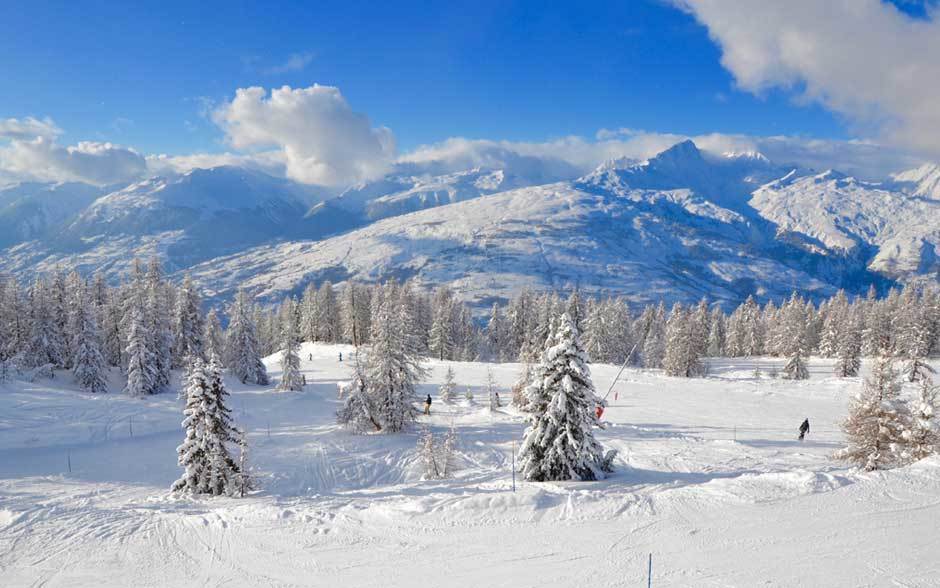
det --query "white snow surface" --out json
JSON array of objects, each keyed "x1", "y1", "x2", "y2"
[{"x1": 1, "y1": 343, "x2": 938, "y2": 587}]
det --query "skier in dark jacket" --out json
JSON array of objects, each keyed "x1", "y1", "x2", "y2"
[
  {"x1": 798, "y1": 418, "x2": 810, "y2": 441},
  {"x1": 424, "y1": 394, "x2": 432, "y2": 415}
]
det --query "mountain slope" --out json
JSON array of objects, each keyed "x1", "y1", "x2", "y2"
[
  {"x1": 750, "y1": 170, "x2": 940, "y2": 277},
  {"x1": 0, "y1": 182, "x2": 106, "y2": 248},
  {"x1": 184, "y1": 179, "x2": 845, "y2": 309}
]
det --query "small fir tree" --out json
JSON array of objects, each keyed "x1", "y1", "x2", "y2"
[
  {"x1": 783, "y1": 347, "x2": 809, "y2": 380},
  {"x1": 439, "y1": 366, "x2": 456, "y2": 403}
]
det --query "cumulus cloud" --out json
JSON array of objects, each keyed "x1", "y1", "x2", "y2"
[
  {"x1": 0, "y1": 122, "x2": 148, "y2": 186},
  {"x1": 0, "y1": 116, "x2": 62, "y2": 140},
  {"x1": 675, "y1": 0, "x2": 940, "y2": 158},
  {"x1": 212, "y1": 85, "x2": 396, "y2": 186}
]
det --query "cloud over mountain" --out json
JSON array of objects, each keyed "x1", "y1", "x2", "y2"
[
  {"x1": 212, "y1": 85, "x2": 396, "y2": 187},
  {"x1": 677, "y1": 0, "x2": 940, "y2": 159}
]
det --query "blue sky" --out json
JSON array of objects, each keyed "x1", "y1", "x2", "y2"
[
  {"x1": 1, "y1": 0, "x2": 938, "y2": 186},
  {"x1": 1, "y1": 0, "x2": 847, "y2": 154}
]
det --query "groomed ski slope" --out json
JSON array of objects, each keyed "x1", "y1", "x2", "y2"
[{"x1": 1, "y1": 343, "x2": 938, "y2": 587}]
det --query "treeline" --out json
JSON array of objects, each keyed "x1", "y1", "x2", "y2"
[
  {"x1": 2, "y1": 260, "x2": 939, "y2": 395},
  {"x1": 0, "y1": 259, "x2": 266, "y2": 393}
]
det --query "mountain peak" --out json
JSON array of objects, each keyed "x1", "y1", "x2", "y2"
[
  {"x1": 648, "y1": 140, "x2": 703, "y2": 165},
  {"x1": 723, "y1": 150, "x2": 771, "y2": 164}
]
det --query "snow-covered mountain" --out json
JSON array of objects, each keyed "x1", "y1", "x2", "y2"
[
  {"x1": 1, "y1": 167, "x2": 352, "y2": 275},
  {"x1": 1, "y1": 141, "x2": 938, "y2": 309},
  {"x1": 750, "y1": 170, "x2": 940, "y2": 277},
  {"x1": 0, "y1": 182, "x2": 107, "y2": 249},
  {"x1": 331, "y1": 167, "x2": 548, "y2": 222},
  {"x1": 892, "y1": 163, "x2": 940, "y2": 200}
]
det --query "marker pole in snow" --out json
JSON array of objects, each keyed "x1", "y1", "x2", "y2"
[
  {"x1": 67, "y1": 450, "x2": 71, "y2": 474},
  {"x1": 647, "y1": 553, "x2": 652, "y2": 588},
  {"x1": 511, "y1": 440, "x2": 516, "y2": 492},
  {"x1": 129, "y1": 415, "x2": 133, "y2": 438}
]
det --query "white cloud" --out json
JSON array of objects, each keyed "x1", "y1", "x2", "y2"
[
  {"x1": 397, "y1": 130, "x2": 922, "y2": 181},
  {"x1": 146, "y1": 150, "x2": 286, "y2": 177},
  {"x1": 0, "y1": 125, "x2": 147, "y2": 186},
  {"x1": 264, "y1": 52, "x2": 316, "y2": 75},
  {"x1": 212, "y1": 85, "x2": 396, "y2": 186},
  {"x1": 0, "y1": 116, "x2": 62, "y2": 140},
  {"x1": 675, "y1": 0, "x2": 940, "y2": 159}
]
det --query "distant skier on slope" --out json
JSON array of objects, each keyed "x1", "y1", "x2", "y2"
[
  {"x1": 424, "y1": 394, "x2": 432, "y2": 415},
  {"x1": 798, "y1": 418, "x2": 810, "y2": 441}
]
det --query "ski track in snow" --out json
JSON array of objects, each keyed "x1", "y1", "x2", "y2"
[{"x1": 1, "y1": 344, "x2": 938, "y2": 587}]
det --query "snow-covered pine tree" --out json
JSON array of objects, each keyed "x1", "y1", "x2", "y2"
[
  {"x1": 507, "y1": 288, "x2": 534, "y2": 361},
  {"x1": 226, "y1": 290, "x2": 269, "y2": 385},
  {"x1": 71, "y1": 287, "x2": 109, "y2": 394},
  {"x1": 277, "y1": 298, "x2": 304, "y2": 392},
  {"x1": 896, "y1": 288, "x2": 935, "y2": 383},
  {"x1": 485, "y1": 302, "x2": 506, "y2": 361},
  {"x1": 566, "y1": 289, "x2": 586, "y2": 333},
  {"x1": 641, "y1": 302, "x2": 666, "y2": 369},
  {"x1": 837, "y1": 355, "x2": 909, "y2": 471},
  {"x1": 146, "y1": 258, "x2": 173, "y2": 393},
  {"x1": 23, "y1": 278, "x2": 64, "y2": 368},
  {"x1": 300, "y1": 282, "x2": 320, "y2": 342},
  {"x1": 662, "y1": 304, "x2": 705, "y2": 378},
  {"x1": 123, "y1": 306, "x2": 158, "y2": 396},
  {"x1": 203, "y1": 356, "x2": 240, "y2": 495},
  {"x1": 706, "y1": 307, "x2": 725, "y2": 357},
  {"x1": 172, "y1": 274, "x2": 204, "y2": 368},
  {"x1": 819, "y1": 290, "x2": 849, "y2": 358},
  {"x1": 203, "y1": 309, "x2": 225, "y2": 366},
  {"x1": 690, "y1": 298, "x2": 710, "y2": 358},
  {"x1": 172, "y1": 358, "x2": 211, "y2": 494},
  {"x1": 316, "y1": 281, "x2": 340, "y2": 342},
  {"x1": 519, "y1": 313, "x2": 613, "y2": 481},
  {"x1": 366, "y1": 284, "x2": 427, "y2": 432},
  {"x1": 337, "y1": 355, "x2": 380, "y2": 432},
  {"x1": 100, "y1": 287, "x2": 124, "y2": 368},
  {"x1": 341, "y1": 282, "x2": 370, "y2": 348},
  {"x1": 834, "y1": 308, "x2": 862, "y2": 378},
  {"x1": 47, "y1": 270, "x2": 70, "y2": 368},
  {"x1": 439, "y1": 366, "x2": 456, "y2": 403},
  {"x1": 464, "y1": 385, "x2": 474, "y2": 402},
  {"x1": 903, "y1": 376, "x2": 939, "y2": 463},
  {"x1": 429, "y1": 286, "x2": 455, "y2": 361}
]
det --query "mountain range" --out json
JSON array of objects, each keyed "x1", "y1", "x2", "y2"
[{"x1": 2, "y1": 140, "x2": 938, "y2": 310}]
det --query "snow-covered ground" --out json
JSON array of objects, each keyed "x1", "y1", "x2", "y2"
[{"x1": 1, "y1": 344, "x2": 938, "y2": 587}]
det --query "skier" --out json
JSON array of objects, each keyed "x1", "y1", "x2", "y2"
[
  {"x1": 798, "y1": 418, "x2": 810, "y2": 441},
  {"x1": 424, "y1": 394, "x2": 432, "y2": 415},
  {"x1": 308, "y1": 353, "x2": 312, "y2": 361},
  {"x1": 495, "y1": 391, "x2": 501, "y2": 407},
  {"x1": 339, "y1": 352, "x2": 343, "y2": 362}
]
